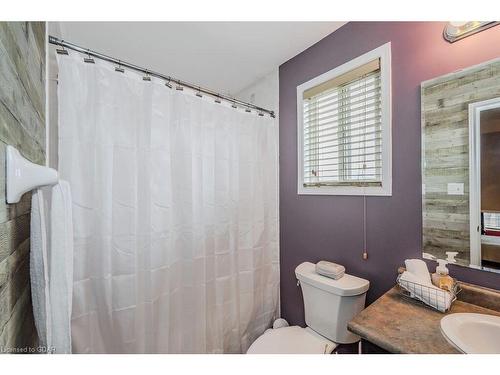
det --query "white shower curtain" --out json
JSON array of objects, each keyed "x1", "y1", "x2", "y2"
[{"x1": 57, "y1": 54, "x2": 279, "y2": 353}]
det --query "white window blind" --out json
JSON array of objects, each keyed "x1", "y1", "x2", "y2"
[
  {"x1": 302, "y1": 59, "x2": 383, "y2": 188},
  {"x1": 484, "y1": 212, "x2": 500, "y2": 231}
]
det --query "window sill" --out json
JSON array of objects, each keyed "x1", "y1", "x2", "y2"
[{"x1": 298, "y1": 184, "x2": 392, "y2": 196}]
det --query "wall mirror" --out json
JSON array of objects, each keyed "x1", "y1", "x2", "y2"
[{"x1": 421, "y1": 59, "x2": 500, "y2": 273}]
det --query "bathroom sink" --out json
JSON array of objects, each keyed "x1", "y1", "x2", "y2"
[{"x1": 440, "y1": 313, "x2": 500, "y2": 353}]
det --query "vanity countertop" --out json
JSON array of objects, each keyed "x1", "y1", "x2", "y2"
[{"x1": 348, "y1": 284, "x2": 500, "y2": 354}]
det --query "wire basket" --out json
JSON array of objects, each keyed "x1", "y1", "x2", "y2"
[{"x1": 396, "y1": 274, "x2": 461, "y2": 313}]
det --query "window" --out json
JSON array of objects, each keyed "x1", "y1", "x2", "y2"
[
  {"x1": 484, "y1": 212, "x2": 500, "y2": 233},
  {"x1": 297, "y1": 43, "x2": 392, "y2": 196}
]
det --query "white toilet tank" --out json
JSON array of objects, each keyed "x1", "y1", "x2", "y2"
[{"x1": 295, "y1": 262, "x2": 370, "y2": 344}]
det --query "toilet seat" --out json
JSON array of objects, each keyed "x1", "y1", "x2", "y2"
[{"x1": 246, "y1": 326, "x2": 337, "y2": 354}]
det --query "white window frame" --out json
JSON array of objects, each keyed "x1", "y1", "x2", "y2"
[{"x1": 296, "y1": 42, "x2": 392, "y2": 196}]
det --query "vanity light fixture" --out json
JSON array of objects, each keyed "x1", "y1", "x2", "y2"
[{"x1": 443, "y1": 21, "x2": 499, "y2": 43}]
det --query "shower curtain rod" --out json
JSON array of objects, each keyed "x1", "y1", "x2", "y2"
[{"x1": 49, "y1": 35, "x2": 275, "y2": 118}]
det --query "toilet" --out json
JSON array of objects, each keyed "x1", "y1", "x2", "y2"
[{"x1": 247, "y1": 262, "x2": 370, "y2": 354}]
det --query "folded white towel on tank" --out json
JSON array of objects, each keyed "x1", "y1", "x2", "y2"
[{"x1": 315, "y1": 260, "x2": 345, "y2": 280}]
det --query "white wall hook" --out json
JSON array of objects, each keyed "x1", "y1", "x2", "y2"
[{"x1": 5, "y1": 145, "x2": 58, "y2": 204}]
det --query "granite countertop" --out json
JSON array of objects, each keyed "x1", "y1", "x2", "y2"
[{"x1": 348, "y1": 284, "x2": 500, "y2": 354}]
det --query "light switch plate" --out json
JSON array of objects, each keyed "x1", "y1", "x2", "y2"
[{"x1": 447, "y1": 182, "x2": 464, "y2": 195}]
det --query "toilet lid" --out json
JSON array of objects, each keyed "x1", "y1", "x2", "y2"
[{"x1": 246, "y1": 326, "x2": 337, "y2": 354}]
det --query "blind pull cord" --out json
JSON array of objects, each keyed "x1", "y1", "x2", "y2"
[{"x1": 362, "y1": 195, "x2": 368, "y2": 260}]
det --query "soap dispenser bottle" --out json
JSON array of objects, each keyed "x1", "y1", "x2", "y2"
[{"x1": 431, "y1": 259, "x2": 454, "y2": 292}]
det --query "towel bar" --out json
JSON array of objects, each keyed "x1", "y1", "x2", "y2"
[{"x1": 5, "y1": 145, "x2": 59, "y2": 204}]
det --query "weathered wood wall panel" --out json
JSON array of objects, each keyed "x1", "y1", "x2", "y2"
[
  {"x1": 0, "y1": 21, "x2": 45, "y2": 353},
  {"x1": 422, "y1": 60, "x2": 500, "y2": 266}
]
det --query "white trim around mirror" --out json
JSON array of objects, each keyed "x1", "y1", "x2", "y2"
[{"x1": 468, "y1": 97, "x2": 500, "y2": 268}]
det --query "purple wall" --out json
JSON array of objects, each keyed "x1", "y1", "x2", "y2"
[{"x1": 279, "y1": 22, "x2": 500, "y2": 327}]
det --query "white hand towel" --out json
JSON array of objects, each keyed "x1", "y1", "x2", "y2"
[
  {"x1": 29, "y1": 181, "x2": 74, "y2": 354},
  {"x1": 48, "y1": 181, "x2": 74, "y2": 354},
  {"x1": 399, "y1": 271, "x2": 452, "y2": 312},
  {"x1": 404, "y1": 259, "x2": 432, "y2": 286},
  {"x1": 30, "y1": 188, "x2": 52, "y2": 348}
]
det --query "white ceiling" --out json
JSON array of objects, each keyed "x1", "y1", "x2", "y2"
[{"x1": 51, "y1": 22, "x2": 345, "y2": 95}]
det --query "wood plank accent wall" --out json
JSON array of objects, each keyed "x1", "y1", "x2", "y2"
[
  {"x1": 0, "y1": 21, "x2": 45, "y2": 353},
  {"x1": 422, "y1": 60, "x2": 500, "y2": 266}
]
